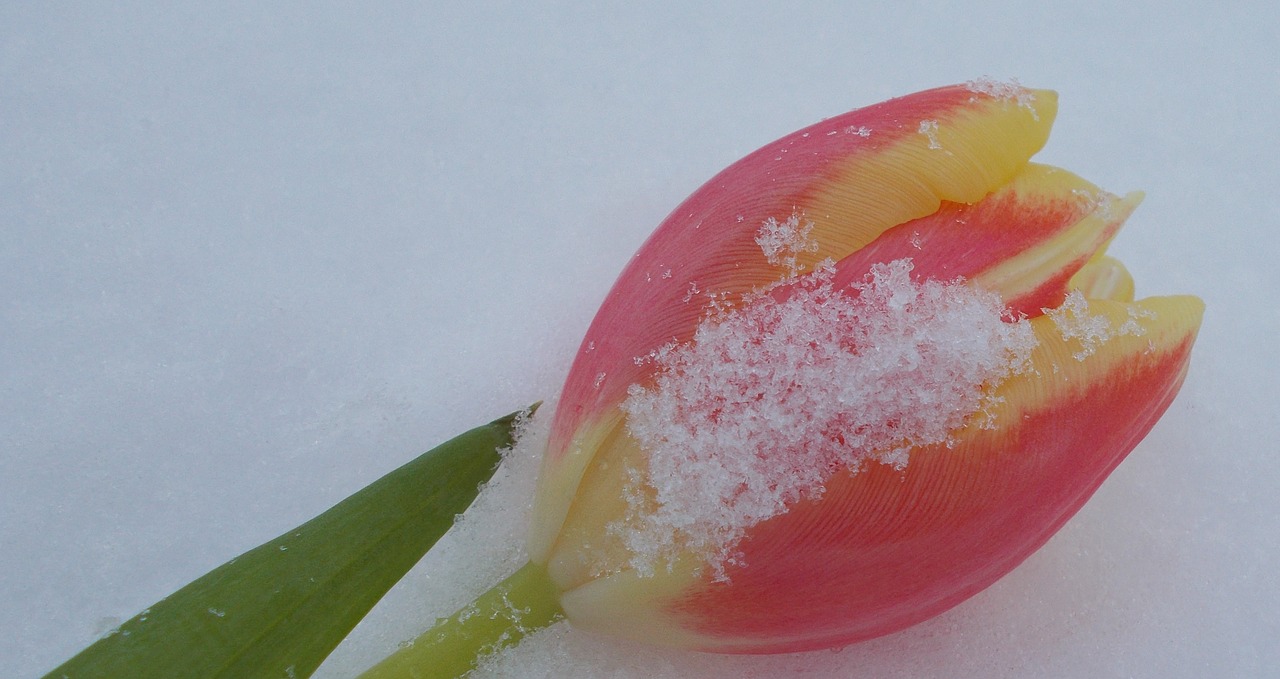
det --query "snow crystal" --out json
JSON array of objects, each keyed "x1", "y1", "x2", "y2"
[
  {"x1": 1045, "y1": 290, "x2": 1150, "y2": 361},
  {"x1": 618, "y1": 259, "x2": 1037, "y2": 578},
  {"x1": 965, "y1": 77, "x2": 1039, "y2": 119},
  {"x1": 755, "y1": 211, "x2": 820, "y2": 277},
  {"x1": 919, "y1": 120, "x2": 942, "y2": 150}
]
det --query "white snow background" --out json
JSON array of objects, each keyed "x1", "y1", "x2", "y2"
[{"x1": 3, "y1": 3, "x2": 1276, "y2": 677}]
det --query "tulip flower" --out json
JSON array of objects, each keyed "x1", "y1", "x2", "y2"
[{"x1": 363, "y1": 81, "x2": 1202, "y2": 677}]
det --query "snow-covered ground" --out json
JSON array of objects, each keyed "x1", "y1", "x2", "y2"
[{"x1": 3, "y1": 3, "x2": 1275, "y2": 677}]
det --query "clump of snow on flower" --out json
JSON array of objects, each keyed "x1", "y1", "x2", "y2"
[
  {"x1": 618, "y1": 259, "x2": 1037, "y2": 578},
  {"x1": 1045, "y1": 290, "x2": 1153, "y2": 360}
]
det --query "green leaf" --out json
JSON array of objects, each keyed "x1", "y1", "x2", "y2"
[{"x1": 44, "y1": 406, "x2": 535, "y2": 679}]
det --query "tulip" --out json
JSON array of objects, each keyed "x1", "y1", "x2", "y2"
[{"x1": 363, "y1": 81, "x2": 1202, "y2": 677}]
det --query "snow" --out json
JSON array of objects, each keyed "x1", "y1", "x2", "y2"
[
  {"x1": 1044, "y1": 290, "x2": 1153, "y2": 360},
  {"x1": 754, "y1": 211, "x2": 819, "y2": 276},
  {"x1": 919, "y1": 119, "x2": 943, "y2": 150},
  {"x1": 965, "y1": 77, "x2": 1040, "y2": 117},
  {"x1": 618, "y1": 259, "x2": 1034, "y2": 579},
  {"x1": 3, "y1": 2, "x2": 1277, "y2": 678}
]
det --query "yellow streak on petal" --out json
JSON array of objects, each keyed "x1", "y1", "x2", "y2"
[
  {"x1": 538, "y1": 417, "x2": 645, "y2": 587},
  {"x1": 802, "y1": 89, "x2": 1058, "y2": 269},
  {"x1": 528, "y1": 414, "x2": 626, "y2": 566},
  {"x1": 1001, "y1": 293, "x2": 1204, "y2": 416},
  {"x1": 543, "y1": 426, "x2": 726, "y2": 650}
]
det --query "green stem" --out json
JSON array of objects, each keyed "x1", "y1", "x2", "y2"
[{"x1": 359, "y1": 561, "x2": 564, "y2": 679}]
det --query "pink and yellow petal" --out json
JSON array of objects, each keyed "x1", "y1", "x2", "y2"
[
  {"x1": 561, "y1": 294, "x2": 1202, "y2": 653},
  {"x1": 801, "y1": 86, "x2": 1057, "y2": 263},
  {"x1": 823, "y1": 163, "x2": 1137, "y2": 317}
]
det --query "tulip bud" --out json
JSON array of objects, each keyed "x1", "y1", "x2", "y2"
[{"x1": 529, "y1": 80, "x2": 1203, "y2": 653}]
